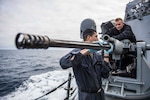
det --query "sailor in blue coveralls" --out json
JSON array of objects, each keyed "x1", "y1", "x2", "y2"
[
  {"x1": 106, "y1": 18, "x2": 136, "y2": 71},
  {"x1": 60, "y1": 18, "x2": 113, "y2": 100}
]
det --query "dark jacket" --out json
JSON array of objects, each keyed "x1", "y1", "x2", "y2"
[
  {"x1": 106, "y1": 24, "x2": 136, "y2": 43},
  {"x1": 59, "y1": 48, "x2": 111, "y2": 100}
]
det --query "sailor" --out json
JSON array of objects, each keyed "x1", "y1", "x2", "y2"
[
  {"x1": 106, "y1": 18, "x2": 136, "y2": 43},
  {"x1": 59, "y1": 18, "x2": 113, "y2": 100},
  {"x1": 106, "y1": 18, "x2": 136, "y2": 74}
]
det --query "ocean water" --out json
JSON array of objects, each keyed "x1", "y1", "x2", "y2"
[{"x1": 0, "y1": 49, "x2": 75, "y2": 99}]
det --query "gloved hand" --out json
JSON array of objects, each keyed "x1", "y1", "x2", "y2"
[
  {"x1": 104, "y1": 43, "x2": 113, "y2": 54},
  {"x1": 93, "y1": 40, "x2": 104, "y2": 46},
  {"x1": 88, "y1": 41, "x2": 105, "y2": 53},
  {"x1": 88, "y1": 49, "x2": 98, "y2": 53}
]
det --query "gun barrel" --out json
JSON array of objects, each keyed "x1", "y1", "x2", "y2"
[
  {"x1": 102, "y1": 34, "x2": 116, "y2": 42},
  {"x1": 15, "y1": 33, "x2": 110, "y2": 50}
]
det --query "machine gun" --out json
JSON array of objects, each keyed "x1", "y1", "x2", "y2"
[
  {"x1": 15, "y1": 33, "x2": 137, "y2": 74},
  {"x1": 15, "y1": 33, "x2": 134, "y2": 54},
  {"x1": 15, "y1": 33, "x2": 150, "y2": 70},
  {"x1": 15, "y1": 33, "x2": 110, "y2": 50},
  {"x1": 15, "y1": 33, "x2": 137, "y2": 64}
]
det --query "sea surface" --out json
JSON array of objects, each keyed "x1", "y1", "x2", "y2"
[{"x1": 0, "y1": 49, "x2": 71, "y2": 97}]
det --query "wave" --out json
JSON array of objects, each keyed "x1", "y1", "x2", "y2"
[{"x1": 1, "y1": 69, "x2": 77, "y2": 100}]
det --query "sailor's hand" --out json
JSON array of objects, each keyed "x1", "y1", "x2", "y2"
[
  {"x1": 87, "y1": 41, "x2": 103, "y2": 53},
  {"x1": 80, "y1": 49, "x2": 89, "y2": 55},
  {"x1": 88, "y1": 49, "x2": 98, "y2": 53},
  {"x1": 91, "y1": 40, "x2": 106, "y2": 53},
  {"x1": 104, "y1": 43, "x2": 113, "y2": 54},
  {"x1": 93, "y1": 40, "x2": 104, "y2": 46}
]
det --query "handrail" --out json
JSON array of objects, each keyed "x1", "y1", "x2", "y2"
[
  {"x1": 34, "y1": 72, "x2": 74, "y2": 100},
  {"x1": 64, "y1": 73, "x2": 72, "y2": 100}
]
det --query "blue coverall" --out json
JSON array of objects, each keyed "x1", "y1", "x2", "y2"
[
  {"x1": 59, "y1": 48, "x2": 111, "y2": 100},
  {"x1": 106, "y1": 24, "x2": 136, "y2": 43}
]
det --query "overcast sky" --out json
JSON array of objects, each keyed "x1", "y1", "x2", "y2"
[{"x1": 0, "y1": 0, "x2": 130, "y2": 49}]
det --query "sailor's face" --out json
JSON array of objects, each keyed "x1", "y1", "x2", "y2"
[
  {"x1": 88, "y1": 32, "x2": 98, "y2": 42},
  {"x1": 115, "y1": 20, "x2": 124, "y2": 31}
]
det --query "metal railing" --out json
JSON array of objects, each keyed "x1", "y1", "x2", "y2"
[{"x1": 34, "y1": 72, "x2": 77, "y2": 100}]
